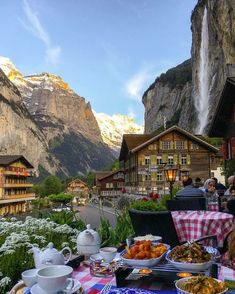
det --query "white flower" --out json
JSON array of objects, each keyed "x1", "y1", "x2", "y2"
[{"x1": 0, "y1": 276, "x2": 11, "y2": 287}]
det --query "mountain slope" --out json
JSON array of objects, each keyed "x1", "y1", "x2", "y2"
[
  {"x1": 94, "y1": 111, "x2": 144, "y2": 155},
  {"x1": 0, "y1": 57, "x2": 115, "y2": 177}
]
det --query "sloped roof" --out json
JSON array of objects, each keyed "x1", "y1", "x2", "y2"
[
  {"x1": 119, "y1": 134, "x2": 152, "y2": 161},
  {"x1": 0, "y1": 155, "x2": 34, "y2": 168},
  {"x1": 208, "y1": 77, "x2": 235, "y2": 137},
  {"x1": 97, "y1": 169, "x2": 124, "y2": 181},
  {"x1": 131, "y1": 125, "x2": 219, "y2": 153},
  {"x1": 67, "y1": 178, "x2": 88, "y2": 187}
]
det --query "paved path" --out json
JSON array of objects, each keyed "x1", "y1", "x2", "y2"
[{"x1": 75, "y1": 204, "x2": 117, "y2": 229}]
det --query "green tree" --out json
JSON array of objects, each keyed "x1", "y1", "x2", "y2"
[
  {"x1": 49, "y1": 192, "x2": 73, "y2": 206},
  {"x1": 222, "y1": 157, "x2": 235, "y2": 179},
  {"x1": 31, "y1": 184, "x2": 44, "y2": 197},
  {"x1": 87, "y1": 171, "x2": 95, "y2": 188},
  {"x1": 43, "y1": 175, "x2": 63, "y2": 196}
]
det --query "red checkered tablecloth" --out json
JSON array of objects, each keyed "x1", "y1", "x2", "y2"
[
  {"x1": 171, "y1": 211, "x2": 234, "y2": 247},
  {"x1": 72, "y1": 264, "x2": 176, "y2": 294}
]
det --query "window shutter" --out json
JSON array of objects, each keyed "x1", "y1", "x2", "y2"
[
  {"x1": 171, "y1": 141, "x2": 174, "y2": 149},
  {"x1": 142, "y1": 155, "x2": 145, "y2": 166},
  {"x1": 142, "y1": 175, "x2": 145, "y2": 182},
  {"x1": 162, "y1": 154, "x2": 168, "y2": 163},
  {"x1": 159, "y1": 141, "x2": 163, "y2": 149},
  {"x1": 190, "y1": 142, "x2": 193, "y2": 150},
  {"x1": 187, "y1": 154, "x2": 191, "y2": 165},
  {"x1": 150, "y1": 155, "x2": 156, "y2": 165},
  {"x1": 184, "y1": 141, "x2": 188, "y2": 150},
  {"x1": 179, "y1": 154, "x2": 182, "y2": 164},
  {"x1": 152, "y1": 172, "x2": 156, "y2": 181},
  {"x1": 174, "y1": 141, "x2": 177, "y2": 149},
  {"x1": 173, "y1": 154, "x2": 178, "y2": 165}
]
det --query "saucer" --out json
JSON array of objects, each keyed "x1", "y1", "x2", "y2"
[{"x1": 30, "y1": 279, "x2": 81, "y2": 294}]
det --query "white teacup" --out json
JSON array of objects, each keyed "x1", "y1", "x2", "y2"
[
  {"x1": 22, "y1": 268, "x2": 38, "y2": 288},
  {"x1": 99, "y1": 247, "x2": 117, "y2": 263},
  {"x1": 37, "y1": 265, "x2": 74, "y2": 293}
]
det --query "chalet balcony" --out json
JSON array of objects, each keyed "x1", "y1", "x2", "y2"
[
  {"x1": 0, "y1": 193, "x2": 35, "y2": 203},
  {"x1": 3, "y1": 183, "x2": 33, "y2": 188}
]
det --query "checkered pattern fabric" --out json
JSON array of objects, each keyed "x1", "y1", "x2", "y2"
[
  {"x1": 219, "y1": 266, "x2": 235, "y2": 281},
  {"x1": 207, "y1": 203, "x2": 219, "y2": 211},
  {"x1": 171, "y1": 211, "x2": 234, "y2": 247},
  {"x1": 72, "y1": 265, "x2": 177, "y2": 294}
]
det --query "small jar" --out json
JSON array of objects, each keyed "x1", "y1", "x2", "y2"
[{"x1": 90, "y1": 256, "x2": 116, "y2": 277}]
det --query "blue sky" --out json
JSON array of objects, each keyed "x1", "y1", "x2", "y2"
[{"x1": 0, "y1": 0, "x2": 197, "y2": 125}]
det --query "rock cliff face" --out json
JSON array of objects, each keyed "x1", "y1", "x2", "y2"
[
  {"x1": 143, "y1": 0, "x2": 235, "y2": 135},
  {"x1": 0, "y1": 68, "x2": 61, "y2": 175},
  {"x1": 0, "y1": 57, "x2": 115, "y2": 177},
  {"x1": 191, "y1": 0, "x2": 235, "y2": 133},
  {"x1": 142, "y1": 59, "x2": 195, "y2": 134}
]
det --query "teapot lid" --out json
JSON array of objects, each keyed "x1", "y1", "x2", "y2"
[
  {"x1": 77, "y1": 224, "x2": 101, "y2": 246},
  {"x1": 43, "y1": 242, "x2": 59, "y2": 255}
]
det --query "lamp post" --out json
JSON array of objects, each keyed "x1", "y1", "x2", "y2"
[{"x1": 164, "y1": 165, "x2": 178, "y2": 199}]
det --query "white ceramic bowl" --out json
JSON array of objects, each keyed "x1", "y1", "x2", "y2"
[
  {"x1": 175, "y1": 277, "x2": 228, "y2": 294},
  {"x1": 134, "y1": 235, "x2": 162, "y2": 243},
  {"x1": 121, "y1": 243, "x2": 170, "y2": 267},
  {"x1": 166, "y1": 250, "x2": 213, "y2": 271},
  {"x1": 21, "y1": 268, "x2": 38, "y2": 287}
]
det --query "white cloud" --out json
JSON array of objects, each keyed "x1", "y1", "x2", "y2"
[
  {"x1": 20, "y1": 0, "x2": 61, "y2": 65},
  {"x1": 127, "y1": 106, "x2": 135, "y2": 119},
  {"x1": 126, "y1": 69, "x2": 152, "y2": 101}
]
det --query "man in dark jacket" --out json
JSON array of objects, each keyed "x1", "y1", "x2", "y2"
[{"x1": 176, "y1": 177, "x2": 205, "y2": 198}]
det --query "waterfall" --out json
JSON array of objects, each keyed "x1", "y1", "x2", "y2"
[{"x1": 195, "y1": 7, "x2": 210, "y2": 134}]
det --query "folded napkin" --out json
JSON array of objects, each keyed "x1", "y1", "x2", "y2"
[{"x1": 219, "y1": 266, "x2": 235, "y2": 281}]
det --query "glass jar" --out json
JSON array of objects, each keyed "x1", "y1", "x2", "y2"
[{"x1": 89, "y1": 255, "x2": 118, "y2": 277}]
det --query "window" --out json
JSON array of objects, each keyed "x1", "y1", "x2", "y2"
[
  {"x1": 157, "y1": 156, "x2": 162, "y2": 165},
  {"x1": 157, "y1": 172, "x2": 163, "y2": 181},
  {"x1": 191, "y1": 143, "x2": 199, "y2": 150},
  {"x1": 145, "y1": 174, "x2": 151, "y2": 181},
  {"x1": 148, "y1": 144, "x2": 153, "y2": 150},
  {"x1": 181, "y1": 155, "x2": 187, "y2": 165},
  {"x1": 145, "y1": 156, "x2": 150, "y2": 165},
  {"x1": 168, "y1": 155, "x2": 174, "y2": 165},
  {"x1": 161, "y1": 141, "x2": 171, "y2": 150},
  {"x1": 176, "y1": 141, "x2": 185, "y2": 150}
]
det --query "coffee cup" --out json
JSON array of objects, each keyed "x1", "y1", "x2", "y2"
[
  {"x1": 22, "y1": 268, "x2": 38, "y2": 288},
  {"x1": 99, "y1": 247, "x2": 117, "y2": 263},
  {"x1": 37, "y1": 265, "x2": 74, "y2": 293}
]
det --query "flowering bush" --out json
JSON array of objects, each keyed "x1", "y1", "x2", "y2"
[{"x1": 0, "y1": 216, "x2": 78, "y2": 293}]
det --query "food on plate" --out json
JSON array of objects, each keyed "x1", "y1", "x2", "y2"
[
  {"x1": 134, "y1": 234, "x2": 162, "y2": 242},
  {"x1": 170, "y1": 242, "x2": 211, "y2": 263},
  {"x1": 124, "y1": 240, "x2": 168, "y2": 260},
  {"x1": 138, "y1": 268, "x2": 152, "y2": 274},
  {"x1": 178, "y1": 275, "x2": 227, "y2": 294}
]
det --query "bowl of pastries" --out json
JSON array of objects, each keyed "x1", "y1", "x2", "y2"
[
  {"x1": 121, "y1": 240, "x2": 169, "y2": 267},
  {"x1": 166, "y1": 242, "x2": 213, "y2": 271},
  {"x1": 175, "y1": 275, "x2": 228, "y2": 294}
]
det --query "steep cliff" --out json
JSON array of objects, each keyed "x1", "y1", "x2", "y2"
[
  {"x1": 191, "y1": 0, "x2": 235, "y2": 133},
  {"x1": 0, "y1": 57, "x2": 115, "y2": 177},
  {"x1": 143, "y1": 0, "x2": 235, "y2": 135},
  {"x1": 142, "y1": 59, "x2": 195, "y2": 134},
  {"x1": 0, "y1": 68, "x2": 62, "y2": 175}
]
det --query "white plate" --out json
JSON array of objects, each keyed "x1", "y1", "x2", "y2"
[
  {"x1": 166, "y1": 250, "x2": 213, "y2": 272},
  {"x1": 134, "y1": 235, "x2": 162, "y2": 243},
  {"x1": 31, "y1": 279, "x2": 81, "y2": 294},
  {"x1": 120, "y1": 243, "x2": 170, "y2": 267}
]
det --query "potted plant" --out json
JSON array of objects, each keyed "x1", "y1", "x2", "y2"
[{"x1": 128, "y1": 194, "x2": 179, "y2": 246}]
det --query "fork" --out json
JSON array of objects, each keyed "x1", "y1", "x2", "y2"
[{"x1": 100, "y1": 282, "x2": 112, "y2": 293}]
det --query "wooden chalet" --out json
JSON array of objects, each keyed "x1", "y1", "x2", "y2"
[
  {"x1": 95, "y1": 170, "x2": 125, "y2": 198},
  {"x1": 0, "y1": 155, "x2": 35, "y2": 215},
  {"x1": 208, "y1": 77, "x2": 235, "y2": 160},
  {"x1": 119, "y1": 125, "x2": 219, "y2": 194}
]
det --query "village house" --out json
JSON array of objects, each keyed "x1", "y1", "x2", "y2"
[
  {"x1": 66, "y1": 178, "x2": 89, "y2": 204},
  {"x1": 95, "y1": 170, "x2": 125, "y2": 198},
  {"x1": 119, "y1": 125, "x2": 221, "y2": 195},
  {"x1": 0, "y1": 155, "x2": 35, "y2": 215}
]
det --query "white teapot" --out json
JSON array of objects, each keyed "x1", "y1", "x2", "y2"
[
  {"x1": 30, "y1": 242, "x2": 72, "y2": 269},
  {"x1": 77, "y1": 224, "x2": 101, "y2": 256}
]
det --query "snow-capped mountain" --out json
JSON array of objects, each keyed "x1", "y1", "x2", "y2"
[{"x1": 94, "y1": 111, "x2": 144, "y2": 154}]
